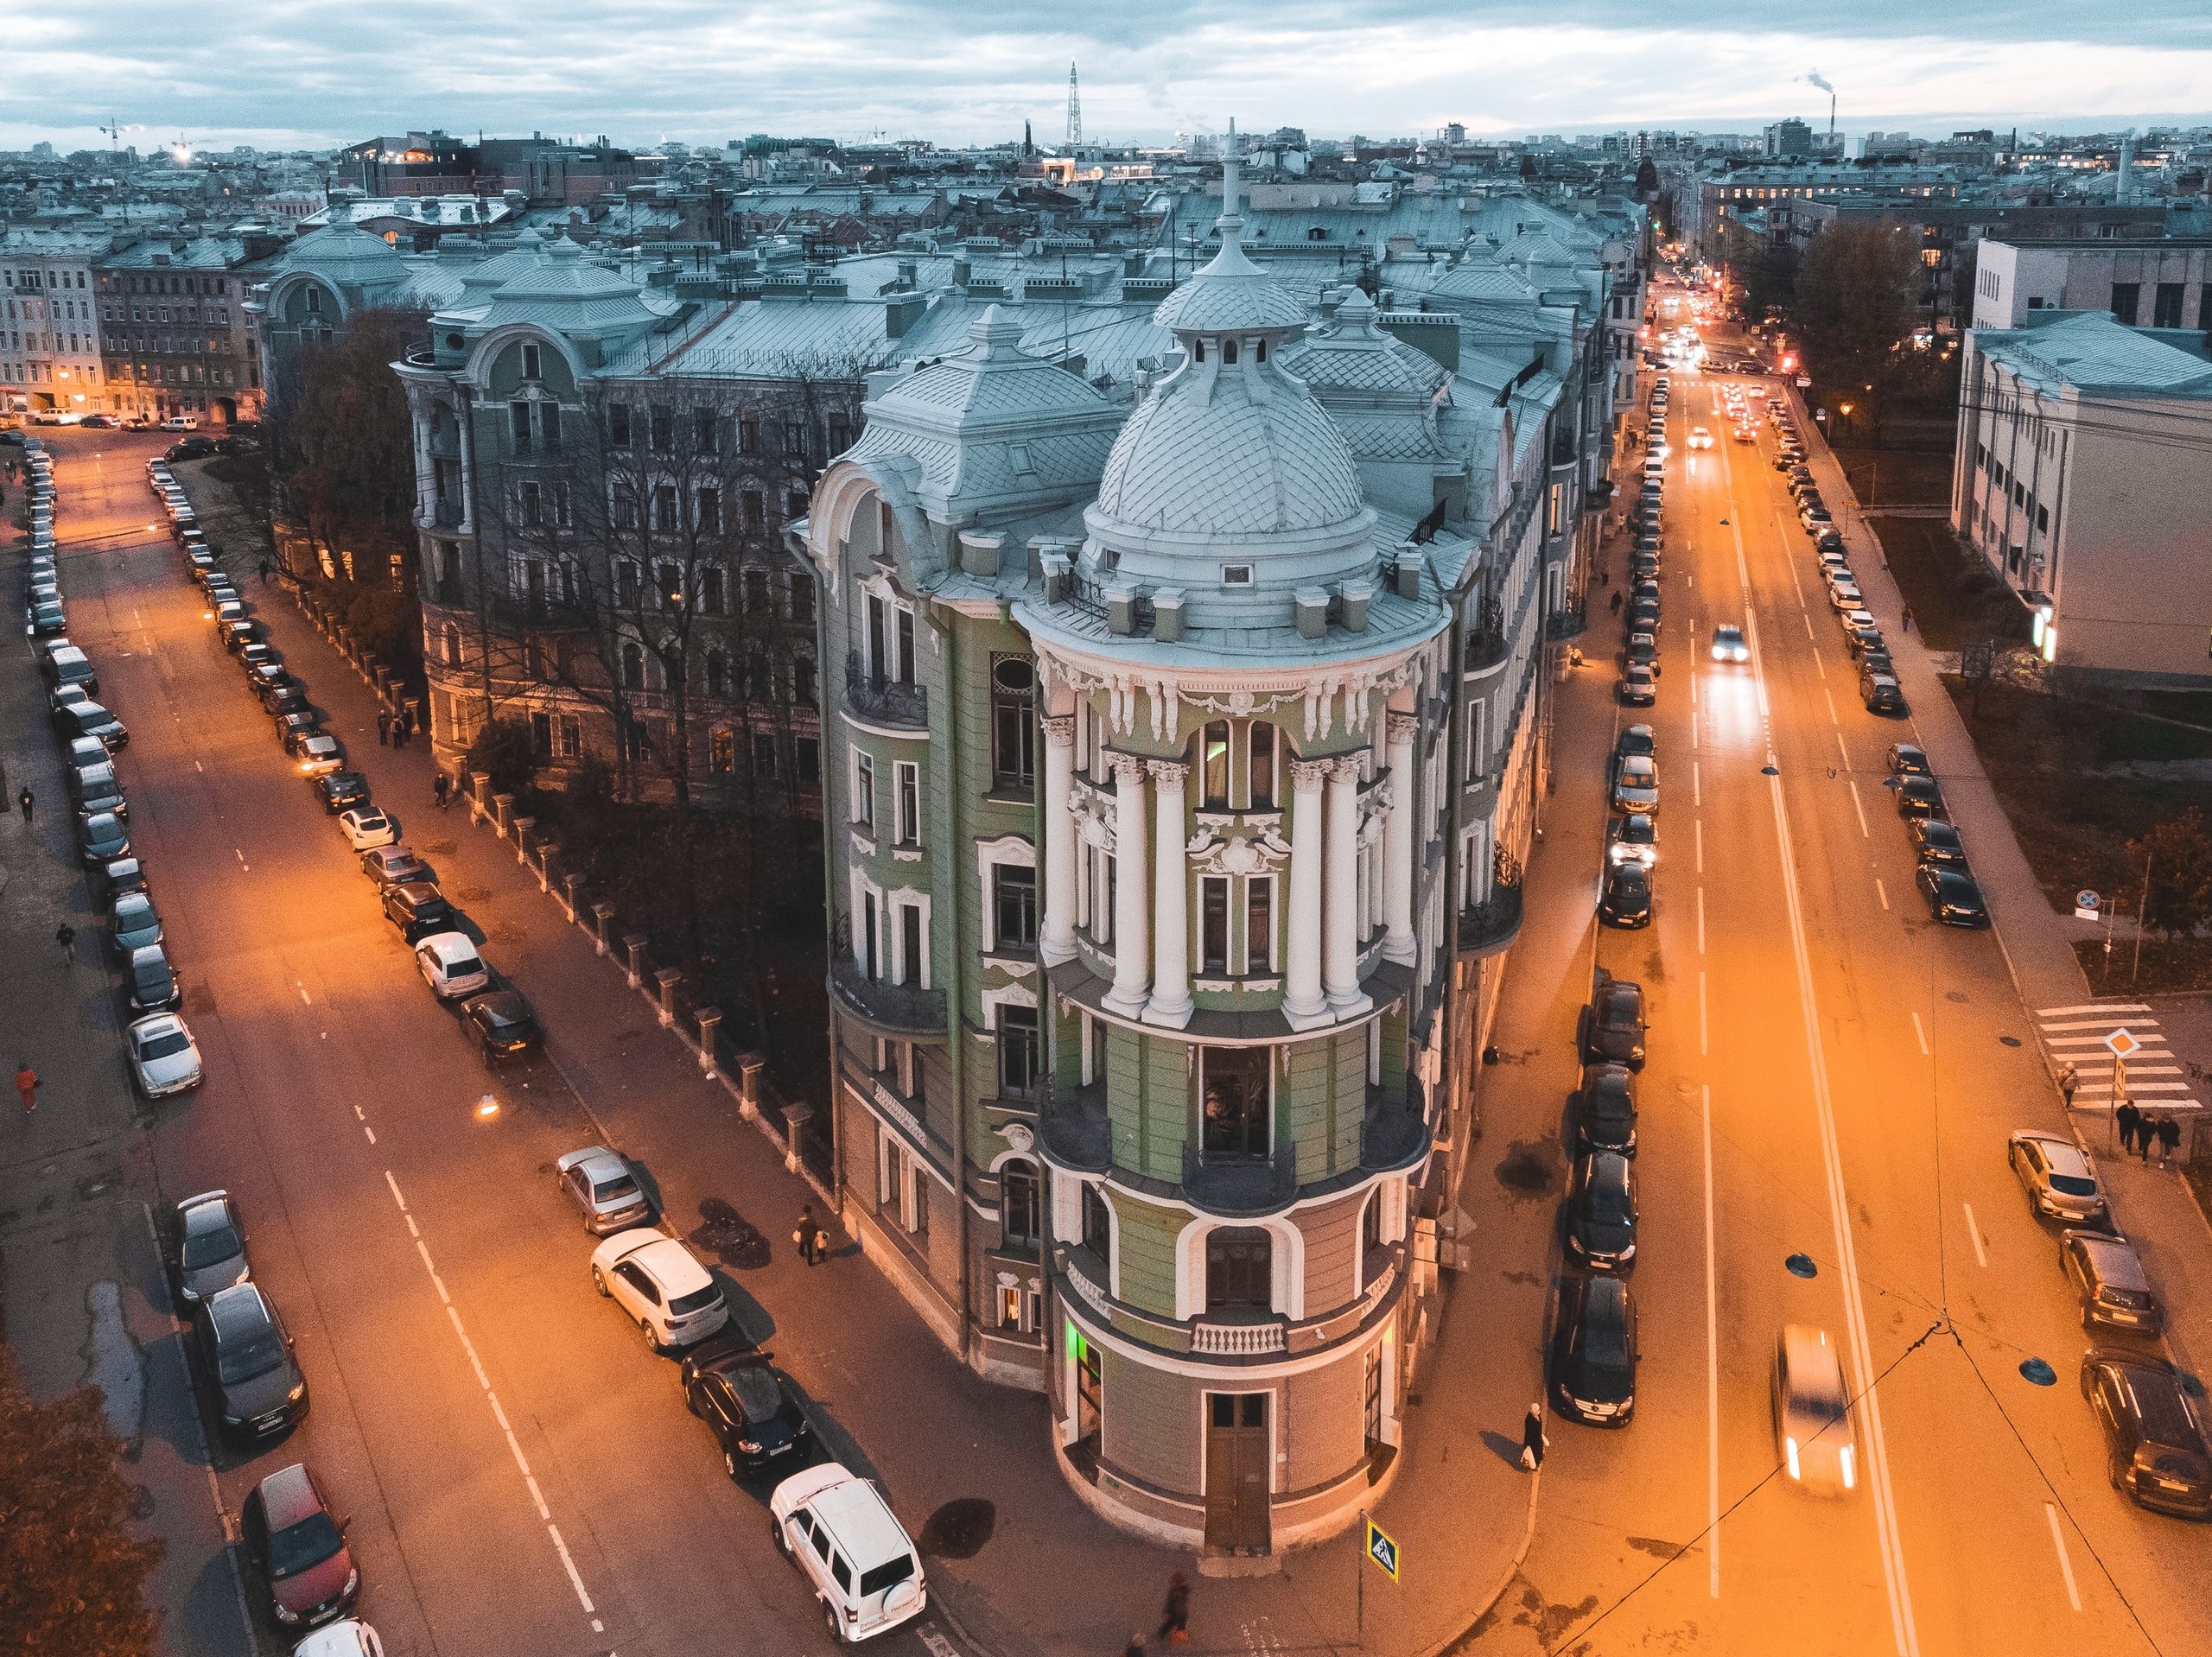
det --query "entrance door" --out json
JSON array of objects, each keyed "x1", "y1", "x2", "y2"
[{"x1": 1204, "y1": 1392, "x2": 1271, "y2": 1552}]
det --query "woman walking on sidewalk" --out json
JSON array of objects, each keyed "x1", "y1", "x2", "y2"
[
  {"x1": 1521, "y1": 1403, "x2": 1548, "y2": 1470},
  {"x1": 15, "y1": 1063, "x2": 36, "y2": 1113},
  {"x1": 1156, "y1": 1571, "x2": 1191, "y2": 1645}
]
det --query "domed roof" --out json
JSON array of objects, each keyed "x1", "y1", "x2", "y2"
[
  {"x1": 870, "y1": 305, "x2": 1113, "y2": 428},
  {"x1": 1094, "y1": 371, "x2": 1365, "y2": 540},
  {"x1": 489, "y1": 235, "x2": 638, "y2": 304},
  {"x1": 1152, "y1": 160, "x2": 1311, "y2": 337},
  {"x1": 476, "y1": 236, "x2": 664, "y2": 334},
  {"x1": 1278, "y1": 289, "x2": 1449, "y2": 399},
  {"x1": 283, "y1": 218, "x2": 406, "y2": 288},
  {"x1": 458, "y1": 227, "x2": 551, "y2": 296}
]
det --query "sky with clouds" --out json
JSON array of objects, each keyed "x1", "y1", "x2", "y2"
[{"x1": 7, "y1": 2, "x2": 2210, "y2": 155}]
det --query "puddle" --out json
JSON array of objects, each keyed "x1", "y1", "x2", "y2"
[
  {"x1": 918, "y1": 1498, "x2": 996, "y2": 1559},
  {"x1": 82, "y1": 1281, "x2": 143, "y2": 1446},
  {"x1": 690, "y1": 1198, "x2": 771, "y2": 1269},
  {"x1": 1495, "y1": 1140, "x2": 1564, "y2": 1199}
]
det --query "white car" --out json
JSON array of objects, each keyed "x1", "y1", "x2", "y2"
[
  {"x1": 158, "y1": 415, "x2": 200, "y2": 431},
  {"x1": 128, "y1": 1013, "x2": 203, "y2": 1097},
  {"x1": 1775, "y1": 1325, "x2": 1857, "y2": 1496},
  {"x1": 416, "y1": 931, "x2": 489, "y2": 1000},
  {"x1": 1607, "y1": 813, "x2": 1657, "y2": 868},
  {"x1": 338, "y1": 807, "x2": 398, "y2": 851},
  {"x1": 1688, "y1": 426, "x2": 1714, "y2": 450},
  {"x1": 1710, "y1": 625, "x2": 1750, "y2": 663},
  {"x1": 293, "y1": 1621, "x2": 384, "y2": 1657},
  {"x1": 589, "y1": 1228, "x2": 729, "y2": 1349},
  {"x1": 296, "y1": 734, "x2": 345, "y2": 777},
  {"x1": 771, "y1": 1463, "x2": 928, "y2": 1643}
]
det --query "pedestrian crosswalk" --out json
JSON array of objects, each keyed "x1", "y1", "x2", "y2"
[{"x1": 2034, "y1": 1002, "x2": 2203, "y2": 1115}]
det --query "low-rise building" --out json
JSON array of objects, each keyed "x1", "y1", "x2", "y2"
[{"x1": 1952, "y1": 308, "x2": 2212, "y2": 682}]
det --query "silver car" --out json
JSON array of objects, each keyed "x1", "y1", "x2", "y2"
[
  {"x1": 175, "y1": 1190, "x2": 248, "y2": 1301},
  {"x1": 130, "y1": 1012, "x2": 202, "y2": 1097},
  {"x1": 1611, "y1": 754, "x2": 1658, "y2": 814},
  {"x1": 556, "y1": 1146, "x2": 655, "y2": 1235},
  {"x1": 2008, "y1": 1130, "x2": 2109, "y2": 1226}
]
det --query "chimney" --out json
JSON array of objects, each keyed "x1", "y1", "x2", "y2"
[
  {"x1": 884, "y1": 292, "x2": 926, "y2": 338},
  {"x1": 2116, "y1": 131, "x2": 2134, "y2": 204}
]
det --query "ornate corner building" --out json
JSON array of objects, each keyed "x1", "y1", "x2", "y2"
[{"x1": 807, "y1": 169, "x2": 1635, "y2": 1556}]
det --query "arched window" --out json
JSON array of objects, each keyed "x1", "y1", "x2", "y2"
[
  {"x1": 1248, "y1": 721, "x2": 1277, "y2": 808},
  {"x1": 1223, "y1": 339, "x2": 1239, "y2": 365},
  {"x1": 1192, "y1": 338, "x2": 1206, "y2": 363},
  {"x1": 1001, "y1": 1160, "x2": 1040, "y2": 1256},
  {"x1": 1256, "y1": 339, "x2": 1268, "y2": 363},
  {"x1": 1201, "y1": 721, "x2": 1230, "y2": 807},
  {"x1": 1205, "y1": 1228, "x2": 1272, "y2": 1312}
]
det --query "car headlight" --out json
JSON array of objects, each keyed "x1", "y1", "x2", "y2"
[
  {"x1": 736, "y1": 1438, "x2": 761, "y2": 1454},
  {"x1": 343, "y1": 1569, "x2": 359, "y2": 1596},
  {"x1": 1785, "y1": 1437, "x2": 1801, "y2": 1480},
  {"x1": 274, "y1": 1603, "x2": 300, "y2": 1624},
  {"x1": 221, "y1": 1413, "x2": 242, "y2": 1426},
  {"x1": 289, "y1": 1381, "x2": 306, "y2": 1402}
]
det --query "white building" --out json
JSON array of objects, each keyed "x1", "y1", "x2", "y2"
[
  {"x1": 1, "y1": 229, "x2": 110, "y2": 416},
  {"x1": 1971, "y1": 237, "x2": 2212, "y2": 330}
]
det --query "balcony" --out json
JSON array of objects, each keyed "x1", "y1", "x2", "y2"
[
  {"x1": 1181, "y1": 1139, "x2": 1297, "y2": 1218},
  {"x1": 1039, "y1": 1076, "x2": 1110, "y2": 1174},
  {"x1": 432, "y1": 498, "x2": 463, "y2": 530},
  {"x1": 1359, "y1": 1097, "x2": 1432, "y2": 1173},
  {"x1": 828, "y1": 951, "x2": 945, "y2": 1038},
  {"x1": 843, "y1": 651, "x2": 928, "y2": 731},
  {"x1": 1190, "y1": 1317, "x2": 1287, "y2": 1355},
  {"x1": 1457, "y1": 880, "x2": 1525, "y2": 958}
]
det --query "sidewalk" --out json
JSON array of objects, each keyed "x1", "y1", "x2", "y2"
[{"x1": 219, "y1": 514, "x2": 1542, "y2": 1651}]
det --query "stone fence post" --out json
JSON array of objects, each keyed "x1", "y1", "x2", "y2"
[
  {"x1": 591, "y1": 903, "x2": 616, "y2": 956},
  {"x1": 562, "y1": 872, "x2": 584, "y2": 923},
  {"x1": 736, "y1": 1052, "x2": 765, "y2": 1123},
  {"x1": 623, "y1": 934, "x2": 649, "y2": 991},
  {"x1": 469, "y1": 771, "x2": 492, "y2": 823},
  {"x1": 694, "y1": 1008, "x2": 721, "y2": 1077},
  {"x1": 654, "y1": 968, "x2": 683, "y2": 1028},
  {"x1": 512, "y1": 816, "x2": 535, "y2": 866},
  {"x1": 493, "y1": 794, "x2": 516, "y2": 839},
  {"x1": 780, "y1": 1103, "x2": 813, "y2": 1177}
]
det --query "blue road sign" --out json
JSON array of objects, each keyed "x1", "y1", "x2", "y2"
[{"x1": 1366, "y1": 1518, "x2": 1400, "y2": 1582}]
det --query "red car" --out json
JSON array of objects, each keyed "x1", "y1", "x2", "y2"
[{"x1": 242, "y1": 1463, "x2": 358, "y2": 1632}]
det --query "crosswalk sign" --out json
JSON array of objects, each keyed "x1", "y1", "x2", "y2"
[{"x1": 1365, "y1": 1518, "x2": 1400, "y2": 1582}]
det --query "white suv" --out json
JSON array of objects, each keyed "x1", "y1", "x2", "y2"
[
  {"x1": 771, "y1": 1463, "x2": 927, "y2": 1642},
  {"x1": 589, "y1": 1228, "x2": 728, "y2": 1349}
]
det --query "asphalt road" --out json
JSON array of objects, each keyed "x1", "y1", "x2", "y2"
[
  {"x1": 41, "y1": 431, "x2": 954, "y2": 1657},
  {"x1": 1470, "y1": 290, "x2": 2211, "y2": 1655}
]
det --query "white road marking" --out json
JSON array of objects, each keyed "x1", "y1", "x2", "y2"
[
  {"x1": 1809, "y1": 647, "x2": 1824, "y2": 681},
  {"x1": 1825, "y1": 688, "x2": 1840, "y2": 726},
  {"x1": 1963, "y1": 1204, "x2": 1988, "y2": 1269},
  {"x1": 1803, "y1": 613, "x2": 1816, "y2": 641},
  {"x1": 2044, "y1": 1504, "x2": 2082, "y2": 1612},
  {"x1": 362, "y1": 1125, "x2": 376, "y2": 1146},
  {"x1": 1876, "y1": 879, "x2": 1889, "y2": 911},
  {"x1": 233, "y1": 848, "x2": 248, "y2": 871},
  {"x1": 1911, "y1": 1013, "x2": 1929, "y2": 1056},
  {"x1": 1693, "y1": 761, "x2": 1701, "y2": 808},
  {"x1": 2037, "y1": 1002, "x2": 2152, "y2": 1019},
  {"x1": 1703, "y1": 1082, "x2": 1720, "y2": 1600},
  {"x1": 1690, "y1": 711, "x2": 1698, "y2": 750},
  {"x1": 297, "y1": 983, "x2": 311, "y2": 1005},
  {"x1": 1848, "y1": 780, "x2": 1870, "y2": 839},
  {"x1": 194, "y1": 759, "x2": 204, "y2": 771},
  {"x1": 2039, "y1": 1019, "x2": 2161, "y2": 1034},
  {"x1": 1697, "y1": 887, "x2": 1706, "y2": 954},
  {"x1": 1695, "y1": 819, "x2": 1705, "y2": 874},
  {"x1": 1700, "y1": 970, "x2": 1709, "y2": 1057},
  {"x1": 385, "y1": 1170, "x2": 408, "y2": 1210}
]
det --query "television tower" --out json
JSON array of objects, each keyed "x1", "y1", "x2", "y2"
[{"x1": 1067, "y1": 62, "x2": 1082, "y2": 148}]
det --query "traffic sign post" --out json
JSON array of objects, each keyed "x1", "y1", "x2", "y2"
[
  {"x1": 1357, "y1": 1513, "x2": 1400, "y2": 1647},
  {"x1": 2075, "y1": 889, "x2": 2101, "y2": 922}
]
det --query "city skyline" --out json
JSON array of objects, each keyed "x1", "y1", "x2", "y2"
[{"x1": 5, "y1": 2, "x2": 2211, "y2": 154}]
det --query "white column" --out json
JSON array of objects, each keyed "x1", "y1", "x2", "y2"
[
  {"x1": 1324, "y1": 758, "x2": 1371, "y2": 1014},
  {"x1": 1103, "y1": 754, "x2": 1152, "y2": 1017},
  {"x1": 1382, "y1": 710, "x2": 1418, "y2": 965},
  {"x1": 1039, "y1": 714, "x2": 1078, "y2": 967},
  {"x1": 1143, "y1": 758, "x2": 1193, "y2": 1027},
  {"x1": 1281, "y1": 756, "x2": 1331, "y2": 1028}
]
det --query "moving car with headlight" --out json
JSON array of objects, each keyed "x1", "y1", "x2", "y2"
[
  {"x1": 241, "y1": 1463, "x2": 357, "y2": 1631},
  {"x1": 590, "y1": 1228, "x2": 729, "y2": 1349},
  {"x1": 1710, "y1": 624, "x2": 1749, "y2": 663},
  {"x1": 771, "y1": 1462, "x2": 928, "y2": 1641},
  {"x1": 1606, "y1": 812, "x2": 1656, "y2": 868},
  {"x1": 129, "y1": 1012, "x2": 203, "y2": 1097},
  {"x1": 296, "y1": 733, "x2": 345, "y2": 777},
  {"x1": 174, "y1": 1190, "x2": 248, "y2": 1302},
  {"x1": 1774, "y1": 1325, "x2": 1856, "y2": 1495},
  {"x1": 1687, "y1": 425, "x2": 1713, "y2": 449}
]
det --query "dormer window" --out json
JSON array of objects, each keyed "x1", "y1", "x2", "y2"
[
  {"x1": 1192, "y1": 339, "x2": 1205, "y2": 363},
  {"x1": 1223, "y1": 339, "x2": 1239, "y2": 365},
  {"x1": 1256, "y1": 339, "x2": 1268, "y2": 363}
]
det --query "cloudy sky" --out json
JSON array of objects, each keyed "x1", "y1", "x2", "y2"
[{"x1": 9, "y1": 1, "x2": 2211, "y2": 154}]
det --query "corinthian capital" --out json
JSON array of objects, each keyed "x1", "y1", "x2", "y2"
[
  {"x1": 1109, "y1": 752, "x2": 1150, "y2": 790},
  {"x1": 1289, "y1": 756, "x2": 1335, "y2": 791},
  {"x1": 1386, "y1": 709, "x2": 1420, "y2": 746},
  {"x1": 1146, "y1": 757, "x2": 1188, "y2": 786},
  {"x1": 1042, "y1": 714, "x2": 1076, "y2": 749}
]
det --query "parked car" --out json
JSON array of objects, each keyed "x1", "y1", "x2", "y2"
[
  {"x1": 1606, "y1": 812, "x2": 1657, "y2": 869},
  {"x1": 317, "y1": 770, "x2": 371, "y2": 814},
  {"x1": 240, "y1": 1463, "x2": 357, "y2": 1630},
  {"x1": 1617, "y1": 663, "x2": 1656, "y2": 707},
  {"x1": 1894, "y1": 776, "x2": 1944, "y2": 819},
  {"x1": 556, "y1": 1146, "x2": 655, "y2": 1235},
  {"x1": 1886, "y1": 744, "x2": 1932, "y2": 777},
  {"x1": 1565, "y1": 1152, "x2": 1638, "y2": 1270},
  {"x1": 2008, "y1": 1130, "x2": 2109, "y2": 1226},
  {"x1": 2062, "y1": 1229, "x2": 2164, "y2": 1336},
  {"x1": 296, "y1": 734, "x2": 346, "y2": 777},
  {"x1": 462, "y1": 989, "x2": 542, "y2": 1063},
  {"x1": 167, "y1": 435, "x2": 217, "y2": 460},
  {"x1": 589, "y1": 1228, "x2": 730, "y2": 1350},
  {"x1": 382, "y1": 880, "x2": 458, "y2": 943},
  {"x1": 2081, "y1": 1349, "x2": 2212, "y2": 1519},
  {"x1": 1552, "y1": 1274, "x2": 1637, "y2": 1425},
  {"x1": 1916, "y1": 865, "x2": 1989, "y2": 928},
  {"x1": 80, "y1": 810, "x2": 130, "y2": 866},
  {"x1": 193, "y1": 1283, "x2": 307, "y2": 1440},
  {"x1": 173, "y1": 1190, "x2": 248, "y2": 1303},
  {"x1": 293, "y1": 1622, "x2": 384, "y2": 1657},
  {"x1": 1580, "y1": 970, "x2": 1647, "y2": 1070},
  {"x1": 125, "y1": 943, "x2": 182, "y2": 1013},
  {"x1": 1909, "y1": 819, "x2": 1968, "y2": 869},
  {"x1": 683, "y1": 1334, "x2": 814, "y2": 1475},
  {"x1": 1574, "y1": 1063, "x2": 1637, "y2": 1157},
  {"x1": 1611, "y1": 753, "x2": 1658, "y2": 814},
  {"x1": 363, "y1": 846, "x2": 435, "y2": 891},
  {"x1": 1774, "y1": 1325, "x2": 1856, "y2": 1495},
  {"x1": 108, "y1": 891, "x2": 164, "y2": 956},
  {"x1": 1599, "y1": 863, "x2": 1652, "y2": 928},
  {"x1": 770, "y1": 1463, "x2": 928, "y2": 1642},
  {"x1": 339, "y1": 806, "x2": 399, "y2": 851},
  {"x1": 1860, "y1": 671, "x2": 1906, "y2": 715},
  {"x1": 98, "y1": 856, "x2": 149, "y2": 903},
  {"x1": 279, "y1": 714, "x2": 326, "y2": 752},
  {"x1": 415, "y1": 932, "x2": 490, "y2": 1000}
]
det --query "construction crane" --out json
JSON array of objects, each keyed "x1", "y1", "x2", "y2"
[{"x1": 98, "y1": 117, "x2": 145, "y2": 155}]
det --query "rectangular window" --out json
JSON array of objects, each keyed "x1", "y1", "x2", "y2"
[
  {"x1": 854, "y1": 752, "x2": 875, "y2": 828},
  {"x1": 654, "y1": 485, "x2": 678, "y2": 532},
  {"x1": 607, "y1": 402, "x2": 632, "y2": 448},
  {"x1": 1248, "y1": 721, "x2": 1276, "y2": 808},
  {"x1": 783, "y1": 419, "x2": 807, "y2": 460},
  {"x1": 2109, "y1": 282, "x2": 2140, "y2": 324},
  {"x1": 1463, "y1": 697, "x2": 1485, "y2": 784},
  {"x1": 696, "y1": 487, "x2": 720, "y2": 533},
  {"x1": 794, "y1": 656, "x2": 817, "y2": 707},
  {"x1": 510, "y1": 400, "x2": 532, "y2": 452},
  {"x1": 828, "y1": 414, "x2": 853, "y2": 454},
  {"x1": 998, "y1": 1005, "x2": 1040, "y2": 1096},
  {"x1": 1201, "y1": 877, "x2": 1230, "y2": 973},
  {"x1": 558, "y1": 714, "x2": 581, "y2": 758},
  {"x1": 540, "y1": 402, "x2": 560, "y2": 451},
  {"x1": 616, "y1": 560, "x2": 640, "y2": 606},
  {"x1": 1081, "y1": 1182, "x2": 1110, "y2": 1259},
  {"x1": 1245, "y1": 878, "x2": 1273, "y2": 974},
  {"x1": 521, "y1": 341, "x2": 542, "y2": 380},
  {"x1": 899, "y1": 904, "x2": 923, "y2": 986},
  {"x1": 693, "y1": 407, "x2": 717, "y2": 453},
  {"x1": 745, "y1": 568, "x2": 772, "y2": 614},
  {"x1": 650, "y1": 406, "x2": 674, "y2": 452},
  {"x1": 1201, "y1": 720, "x2": 1230, "y2": 807},
  {"x1": 791, "y1": 577, "x2": 816, "y2": 626},
  {"x1": 796, "y1": 736, "x2": 820, "y2": 784},
  {"x1": 994, "y1": 864, "x2": 1037, "y2": 953},
  {"x1": 2152, "y1": 283, "x2": 2185, "y2": 329},
  {"x1": 1200, "y1": 1047, "x2": 1271, "y2": 1159},
  {"x1": 711, "y1": 727, "x2": 735, "y2": 775},
  {"x1": 658, "y1": 562, "x2": 683, "y2": 610},
  {"x1": 739, "y1": 416, "x2": 760, "y2": 455},
  {"x1": 702, "y1": 567, "x2": 726, "y2": 615},
  {"x1": 519, "y1": 479, "x2": 542, "y2": 526},
  {"x1": 895, "y1": 762, "x2": 921, "y2": 846},
  {"x1": 895, "y1": 608, "x2": 915, "y2": 685},
  {"x1": 742, "y1": 489, "x2": 765, "y2": 531},
  {"x1": 1001, "y1": 1162, "x2": 1039, "y2": 1255},
  {"x1": 753, "y1": 733, "x2": 778, "y2": 778}
]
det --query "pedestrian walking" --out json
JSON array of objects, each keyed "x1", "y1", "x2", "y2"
[
  {"x1": 377, "y1": 708, "x2": 391, "y2": 746},
  {"x1": 1520, "y1": 1402, "x2": 1548, "y2": 1471},
  {"x1": 1610, "y1": 590, "x2": 1624, "y2": 615},
  {"x1": 1156, "y1": 1571, "x2": 1191, "y2": 1645},
  {"x1": 794, "y1": 1203, "x2": 823, "y2": 1267},
  {"x1": 2157, "y1": 1115, "x2": 2181, "y2": 1168},
  {"x1": 2116, "y1": 1100, "x2": 2141, "y2": 1154},
  {"x1": 2058, "y1": 1063, "x2": 2078, "y2": 1109},
  {"x1": 434, "y1": 771, "x2": 451, "y2": 810},
  {"x1": 17, "y1": 786, "x2": 31, "y2": 824},
  {"x1": 54, "y1": 923, "x2": 73, "y2": 967},
  {"x1": 15, "y1": 1063, "x2": 36, "y2": 1114},
  {"x1": 399, "y1": 709, "x2": 416, "y2": 747},
  {"x1": 258, "y1": 558, "x2": 272, "y2": 586},
  {"x1": 1901, "y1": 606, "x2": 1915, "y2": 633},
  {"x1": 2137, "y1": 1114, "x2": 2154, "y2": 1160}
]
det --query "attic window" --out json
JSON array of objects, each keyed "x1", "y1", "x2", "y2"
[
  {"x1": 1256, "y1": 340, "x2": 1268, "y2": 363},
  {"x1": 1009, "y1": 442, "x2": 1034, "y2": 474},
  {"x1": 1192, "y1": 339, "x2": 1206, "y2": 363},
  {"x1": 1221, "y1": 564, "x2": 1254, "y2": 587},
  {"x1": 1223, "y1": 340, "x2": 1239, "y2": 365},
  {"x1": 521, "y1": 341, "x2": 542, "y2": 380},
  {"x1": 445, "y1": 332, "x2": 464, "y2": 351}
]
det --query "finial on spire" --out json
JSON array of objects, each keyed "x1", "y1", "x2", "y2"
[{"x1": 1217, "y1": 117, "x2": 1243, "y2": 251}]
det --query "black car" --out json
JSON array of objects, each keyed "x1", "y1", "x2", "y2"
[
  {"x1": 1844, "y1": 625, "x2": 1885, "y2": 658},
  {"x1": 264, "y1": 684, "x2": 311, "y2": 720},
  {"x1": 1580, "y1": 970, "x2": 1647, "y2": 1071},
  {"x1": 1599, "y1": 864, "x2": 1652, "y2": 928},
  {"x1": 1626, "y1": 602, "x2": 1662, "y2": 635},
  {"x1": 382, "y1": 880, "x2": 456, "y2": 941},
  {"x1": 316, "y1": 770, "x2": 371, "y2": 814},
  {"x1": 98, "y1": 856, "x2": 149, "y2": 904},
  {"x1": 1917, "y1": 866, "x2": 1990, "y2": 928},
  {"x1": 1574, "y1": 1063, "x2": 1637, "y2": 1157},
  {"x1": 54, "y1": 700, "x2": 128, "y2": 750},
  {"x1": 167, "y1": 436, "x2": 218, "y2": 460},
  {"x1": 462, "y1": 989, "x2": 543, "y2": 1064},
  {"x1": 192, "y1": 1283, "x2": 308, "y2": 1440},
  {"x1": 1886, "y1": 744, "x2": 1931, "y2": 777},
  {"x1": 2082, "y1": 1349, "x2": 2212, "y2": 1518},
  {"x1": 125, "y1": 943, "x2": 182, "y2": 1013},
  {"x1": 1910, "y1": 818, "x2": 1968, "y2": 869},
  {"x1": 680, "y1": 1335, "x2": 814, "y2": 1475},
  {"x1": 1894, "y1": 775, "x2": 1944, "y2": 818},
  {"x1": 1553, "y1": 1274, "x2": 1637, "y2": 1425},
  {"x1": 1565, "y1": 1152, "x2": 1639, "y2": 1271}
]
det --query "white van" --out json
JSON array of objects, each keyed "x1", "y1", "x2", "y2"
[
  {"x1": 771, "y1": 1463, "x2": 926, "y2": 1642},
  {"x1": 1773, "y1": 1324, "x2": 1856, "y2": 1495}
]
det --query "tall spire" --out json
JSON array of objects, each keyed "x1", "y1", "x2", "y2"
[
  {"x1": 1067, "y1": 62, "x2": 1083, "y2": 149},
  {"x1": 1217, "y1": 117, "x2": 1242, "y2": 251}
]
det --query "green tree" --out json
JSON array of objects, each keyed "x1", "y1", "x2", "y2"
[
  {"x1": 464, "y1": 717, "x2": 539, "y2": 796},
  {"x1": 2128, "y1": 810, "x2": 2212, "y2": 943},
  {"x1": 0, "y1": 1353, "x2": 163, "y2": 1657},
  {"x1": 1791, "y1": 219, "x2": 1923, "y2": 436}
]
